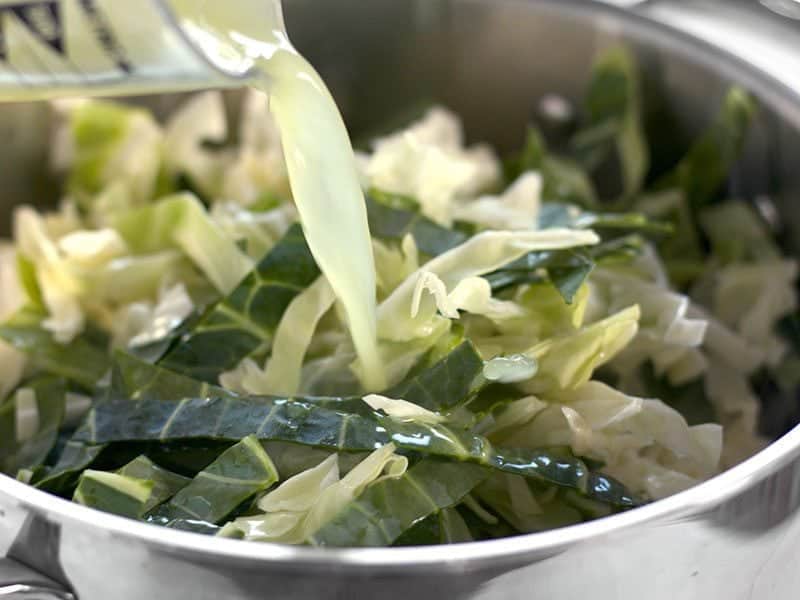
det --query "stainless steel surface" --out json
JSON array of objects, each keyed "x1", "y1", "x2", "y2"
[
  {"x1": 641, "y1": 0, "x2": 800, "y2": 95},
  {"x1": 760, "y1": 0, "x2": 800, "y2": 21},
  {"x1": 0, "y1": 558, "x2": 75, "y2": 599},
  {"x1": 1, "y1": 1, "x2": 800, "y2": 598}
]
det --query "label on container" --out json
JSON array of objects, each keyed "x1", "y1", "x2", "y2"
[{"x1": 0, "y1": 0, "x2": 220, "y2": 97}]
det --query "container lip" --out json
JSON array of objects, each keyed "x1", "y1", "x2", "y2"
[
  {"x1": 3, "y1": 0, "x2": 800, "y2": 573},
  {"x1": 151, "y1": 0, "x2": 254, "y2": 81},
  {"x1": 3, "y1": 425, "x2": 798, "y2": 572}
]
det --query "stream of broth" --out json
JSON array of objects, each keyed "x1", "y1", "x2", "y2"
[{"x1": 170, "y1": 0, "x2": 386, "y2": 390}]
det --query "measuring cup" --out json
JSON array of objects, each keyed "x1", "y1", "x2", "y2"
[{"x1": 0, "y1": 0, "x2": 284, "y2": 100}]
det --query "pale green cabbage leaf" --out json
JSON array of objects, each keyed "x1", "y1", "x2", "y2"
[
  {"x1": 224, "y1": 444, "x2": 408, "y2": 544},
  {"x1": 113, "y1": 192, "x2": 253, "y2": 295}
]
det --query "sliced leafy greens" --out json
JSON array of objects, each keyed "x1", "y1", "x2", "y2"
[
  {"x1": 117, "y1": 455, "x2": 191, "y2": 512},
  {"x1": 74, "y1": 470, "x2": 155, "y2": 519},
  {"x1": 658, "y1": 87, "x2": 757, "y2": 211},
  {"x1": 158, "y1": 224, "x2": 320, "y2": 382},
  {"x1": 113, "y1": 193, "x2": 253, "y2": 296},
  {"x1": 570, "y1": 46, "x2": 649, "y2": 200},
  {"x1": 0, "y1": 377, "x2": 66, "y2": 474},
  {"x1": 222, "y1": 443, "x2": 408, "y2": 544},
  {"x1": 393, "y1": 507, "x2": 474, "y2": 546},
  {"x1": 0, "y1": 47, "x2": 785, "y2": 549},
  {"x1": 148, "y1": 435, "x2": 278, "y2": 525},
  {"x1": 34, "y1": 437, "x2": 108, "y2": 494},
  {"x1": 75, "y1": 355, "x2": 637, "y2": 509},
  {"x1": 0, "y1": 306, "x2": 109, "y2": 389},
  {"x1": 506, "y1": 126, "x2": 598, "y2": 208},
  {"x1": 366, "y1": 192, "x2": 468, "y2": 257},
  {"x1": 384, "y1": 341, "x2": 485, "y2": 412},
  {"x1": 309, "y1": 459, "x2": 487, "y2": 547}
]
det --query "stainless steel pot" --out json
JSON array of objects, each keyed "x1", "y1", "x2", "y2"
[{"x1": 2, "y1": 1, "x2": 800, "y2": 598}]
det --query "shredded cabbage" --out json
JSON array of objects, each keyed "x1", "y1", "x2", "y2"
[
  {"x1": 452, "y1": 172, "x2": 542, "y2": 231},
  {"x1": 224, "y1": 444, "x2": 407, "y2": 543},
  {"x1": 358, "y1": 108, "x2": 501, "y2": 226},
  {"x1": 520, "y1": 305, "x2": 641, "y2": 394},
  {"x1": 53, "y1": 99, "x2": 163, "y2": 213},
  {"x1": 592, "y1": 269, "x2": 708, "y2": 385},
  {"x1": 224, "y1": 276, "x2": 336, "y2": 395},
  {"x1": 1, "y1": 57, "x2": 795, "y2": 548},
  {"x1": 501, "y1": 381, "x2": 722, "y2": 499},
  {"x1": 113, "y1": 193, "x2": 253, "y2": 295},
  {"x1": 377, "y1": 228, "x2": 599, "y2": 342}
]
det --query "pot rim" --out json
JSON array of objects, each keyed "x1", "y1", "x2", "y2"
[
  {"x1": 3, "y1": 0, "x2": 800, "y2": 573},
  {"x1": 2, "y1": 425, "x2": 797, "y2": 572}
]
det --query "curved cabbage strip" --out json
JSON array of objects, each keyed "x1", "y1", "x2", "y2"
[
  {"x1": 227, "y1": 277, "x2": 336, "y2": 396},
  {"x1": 83, "y1": 252, "x2": 189, "y2": 310},
  {"x1": 467, "y1": 282, "x2": 591, "y2": 360},
  {"x1": 519, "y1": 305, "x2": 640, "y2": 394},
  {"x1": 15, "y1": 207, "x2": 82, "y2": 340},
  {"x1": 260, "y1": 453, "x2": 339, "y2": 514},
  {"x1": 113, "y1": 193, "x2": 253, "y2": 295},
  {"x1": 224, "y1": 444, "x2": 407, "y2": 544},
  {"x1": 378, "y1": 228, "x2": 600, "y2": 342},
  {"x1": 363, "y1": 394, "x2": 445, "y2": 424},
  {"x1": 163, "y1": 92, "x2": 229, "y2": 198},
  {"x1": 412, "y1": 272, "x2": 525, "y2": 322},
  {"x1": 358, "y1": 107, "x2": 501, "y2": 227},
  {"x1": 453, "y1": 172, "x2": 542, "y2": 231},
  {"x1": 57, "y1": 229, "x2": 128, "y2": 267}
]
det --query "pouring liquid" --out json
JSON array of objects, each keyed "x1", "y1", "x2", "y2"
[{"x1": 169, "y1": 0, "x2": 386, "y2": 390}]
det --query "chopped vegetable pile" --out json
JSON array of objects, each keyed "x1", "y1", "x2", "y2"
[{"x1": 1, "y1": 48, "x2": 798, "y2": 547}]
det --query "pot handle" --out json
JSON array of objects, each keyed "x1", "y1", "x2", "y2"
[{"x1": 0, "y1": 558, "x2": 75, "y2": 599}]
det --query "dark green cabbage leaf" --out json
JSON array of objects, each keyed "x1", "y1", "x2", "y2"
[
  {"x1": 158, "y1": 224, "x2": 320, "y2": 382},
  {"x1": 310, "y1": 459, "x2": 487, "y2": 547}
]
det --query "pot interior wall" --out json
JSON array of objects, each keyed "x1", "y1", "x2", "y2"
[{"x1": 293, "y1": 0, "x2": 798, "y2": 260}]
